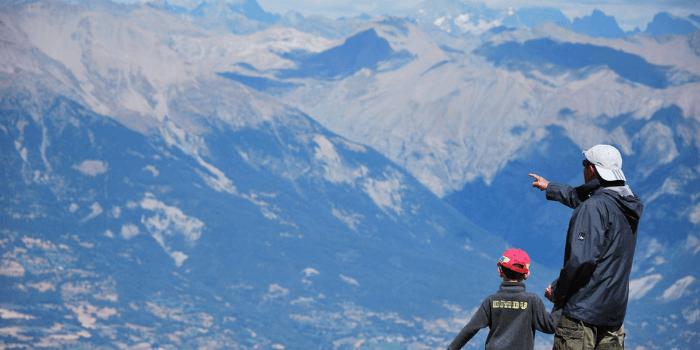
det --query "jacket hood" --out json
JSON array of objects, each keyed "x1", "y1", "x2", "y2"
[
  {"x1": 601, "y1": 186, "x2": 644, "y2": 234},
  {"x1": 577, "y1": 179, "x2": 643, "y2": 233}
]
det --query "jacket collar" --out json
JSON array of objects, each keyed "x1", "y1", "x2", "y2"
[
  {"x1": 576, "y1": 178, "x2": 602, "y2": 200},
  {"x1": 500, "y1": 281, "x2": 526, "y2": 292}
]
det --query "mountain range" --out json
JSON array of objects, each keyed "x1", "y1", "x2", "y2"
[
  {"x1": 1, "y1": 0, "x2": 699, "y2": 349},
  {"x1": 152, "y1": 0, "x2": 700, "y2": 38}
]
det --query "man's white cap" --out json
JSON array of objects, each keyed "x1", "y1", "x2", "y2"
[{"x1": 583, "y1": 144, "x2": 626, "y2": 182}]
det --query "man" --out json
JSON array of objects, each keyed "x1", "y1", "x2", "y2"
[{"x1": 529, "y1": 144, "x2": 644, "y2": 350}]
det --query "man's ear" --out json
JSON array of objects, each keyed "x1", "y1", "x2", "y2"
[
  {"x1": 498, "y1": 267, "x2": 504, "y2": 278},
  {"x1": 523, "y1": 272, "x2": 530, "y2": 280}
]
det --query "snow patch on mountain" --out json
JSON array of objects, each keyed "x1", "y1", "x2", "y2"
[
  {"x1": 110, "y1": 206, "x2": 121, "y2": 219},
  {"x1": 634, "y1": 238, "x2": 668, "y2": 274},
  {"x1": 411, "y1": 0, "x2": 502, "y2": 36},
  {"x1": 139, "y1": 192, "x2": 205, "y2": 266},
  {"x1": 332, "y1": 206, "x2": 364, "y2": 231},
  {"x1": 645, "y1": 177, "x2": 684, "y2": 204},
  {"x1": 334, "y1": 137, "x2": 367, "y2": 153},
  {"x1": 301, "y1": 268, "x2": 319, "y2": 287},
  {"x1": 72, "y1": 160, "x2": 108, "y2": 176},
  {"x1": 629, "y1": 274, "x2": 663, "y2": 300},
  {"x1": 0, "y1": 261, "x2": 26, "y2": 278},
  {"x1": 0, "y1": 308, "x2": 36, "y2": 320},
  {"x1": 161, "y1": 119, "x2": 238, "y2": 194},
  {"x1": 682, "y1": 307, "x2": 700, "y2": 325},
  {"x1": 312, "y1": 134, "x2": 406, "y2": 215},
  {"x1": 290, "y1": 296, "x2": 315, "y2": 305},
  {"x1": 140, "y1": 193, "x2": 205, "y2": 243},
  {"x1": 687, "y1": 235, "x2": 700, "y2": 254},
  {"x1": 453, "y1": 14, "x2": 501, "y2": 35},
  {"x1": 363, "y1": 169, "x2": 406, "y2": 216},
  {"x1": 14, "y1": 140, "x2": 28, "y2": 163},
  {"x1": 80, "y1": 202, "x2": 104, "y2": 223},
  {"x1": 142, "y1": 165, "x2": 160, "y2": 177},
  {"x1": 170, "y1": 25, "x2": 336, "y2": 72},
  {"x1": 120, "y1": 223, "x2": 140, "y2": 240},
  {"x1": 264, "y1": 284, "x2": 290, "y2": 300},
  {"x1": 314, "y1": 134, "x2": 367, "y2": 184},
  {"x1": 635, "y1": 121, "x2": 679, "y2": 178},
  {"x1": 689, "y1": 205, "x2": 700, "y2": 225},
  {"x1": 659, "y1": 276, "x2": 697, "y2": 302},
  {"x1": 340, "y1": 274, "x2": 360, "y2": 287},
  {"x1": 301, "y1": 267, "x2": 319, "y2": 277}
]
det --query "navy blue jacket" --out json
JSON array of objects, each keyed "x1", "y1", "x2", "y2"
[
  {"x1": 546, "y1": 179, "x2": 643, "y2": 326},
  {"x1": 447, "y1": 282, "x2": 561, "y2": 350}
]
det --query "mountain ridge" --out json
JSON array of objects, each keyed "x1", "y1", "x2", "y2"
[{"x1": 148, "y1": 0, "x2": 700, "y2": 39}]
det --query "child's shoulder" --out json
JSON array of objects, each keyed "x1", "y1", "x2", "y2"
[
  {"x1": 493, "y1": 287, "x2": 540, "y2": 299},
  {"x1": 508, "y1": 289, "x2": 546, "y2": 303}
]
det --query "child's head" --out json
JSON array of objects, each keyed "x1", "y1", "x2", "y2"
[{"x1": 497, "y1": 249, "x2": 530, "y2": 281}]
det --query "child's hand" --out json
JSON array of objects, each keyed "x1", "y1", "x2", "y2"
[
  {"x1": 529, "y1": 173, "x2": 549, "y2": 191},
  {"x1": 544, "y1": 285, "x2": 556, "y2": 302}
]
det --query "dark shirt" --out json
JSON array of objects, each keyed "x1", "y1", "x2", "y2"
[{"x1": 447, "y1": 282, "x2": 561, "y2": 350}]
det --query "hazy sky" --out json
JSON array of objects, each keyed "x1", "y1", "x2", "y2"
[
  {"x1": 114, "y1": 0, "x2": 700, "y2": 31},
  {"x1": 254, "y1": 0, "x2": 699, "y2": 31}
]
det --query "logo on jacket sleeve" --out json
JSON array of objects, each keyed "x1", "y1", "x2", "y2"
[{"x1": 578, "y1": 232, "x2": 586, "y2": 241}]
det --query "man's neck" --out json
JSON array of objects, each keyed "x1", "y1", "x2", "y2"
[{"x1": 600, "y1": 179, "x2": 626, "y2": 187}]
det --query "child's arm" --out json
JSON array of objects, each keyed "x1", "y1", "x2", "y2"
[
  {"x1": 550, "y1": 303, "x2": 563, "y2": 326},
  {"x1": 446, "y1": 301, "x2": 490, "y2": 350},
  {"x1": 532, "y1": 298, "x2": 563, "y2": 334}
]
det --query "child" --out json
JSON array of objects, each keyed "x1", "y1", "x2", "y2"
[{"x1": 446, "y1": 249, "x2": 562, "y2": 350}]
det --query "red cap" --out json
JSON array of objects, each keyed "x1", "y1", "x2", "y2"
[{"x1": 497, "y1": 249, "x2": 530, "y2": 274}]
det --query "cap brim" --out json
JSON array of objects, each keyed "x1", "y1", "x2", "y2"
[{"x1": 595, "y1": 165, "x2": 626, "y2": 181}]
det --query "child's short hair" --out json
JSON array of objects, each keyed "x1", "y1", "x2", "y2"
[{"x1": 499, "y1": 265, "x2": 527, "y2": 281}]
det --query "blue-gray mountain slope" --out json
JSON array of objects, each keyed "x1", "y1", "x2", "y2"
[
  {"x1": 646, "y1": 12, "x2": 699, "y2": 36},
  {"x1": 276, "y1": 28, "x2": 414, "y2": 80},
  {"x1": 218, "y1": 28, "x2": 414, "y2": 90},
  {"x1": 474, "y1": 38, "x2": 697, "y2": 89},
  {"x1": 0, "y1": 70, "x2": 537, "y2": 349}
]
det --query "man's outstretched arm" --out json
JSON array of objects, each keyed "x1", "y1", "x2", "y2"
[{"x1": 529, "y1": 173, "x2": 583, "y2": 209}]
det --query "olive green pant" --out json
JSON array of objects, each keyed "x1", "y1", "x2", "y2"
[{"x1": 553, "y1": 315, "x2": 625, "y2": 350}]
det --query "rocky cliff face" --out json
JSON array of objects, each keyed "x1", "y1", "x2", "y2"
[{"x1": 275, "y1": 20, "x2": 700, "y2": 197}]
